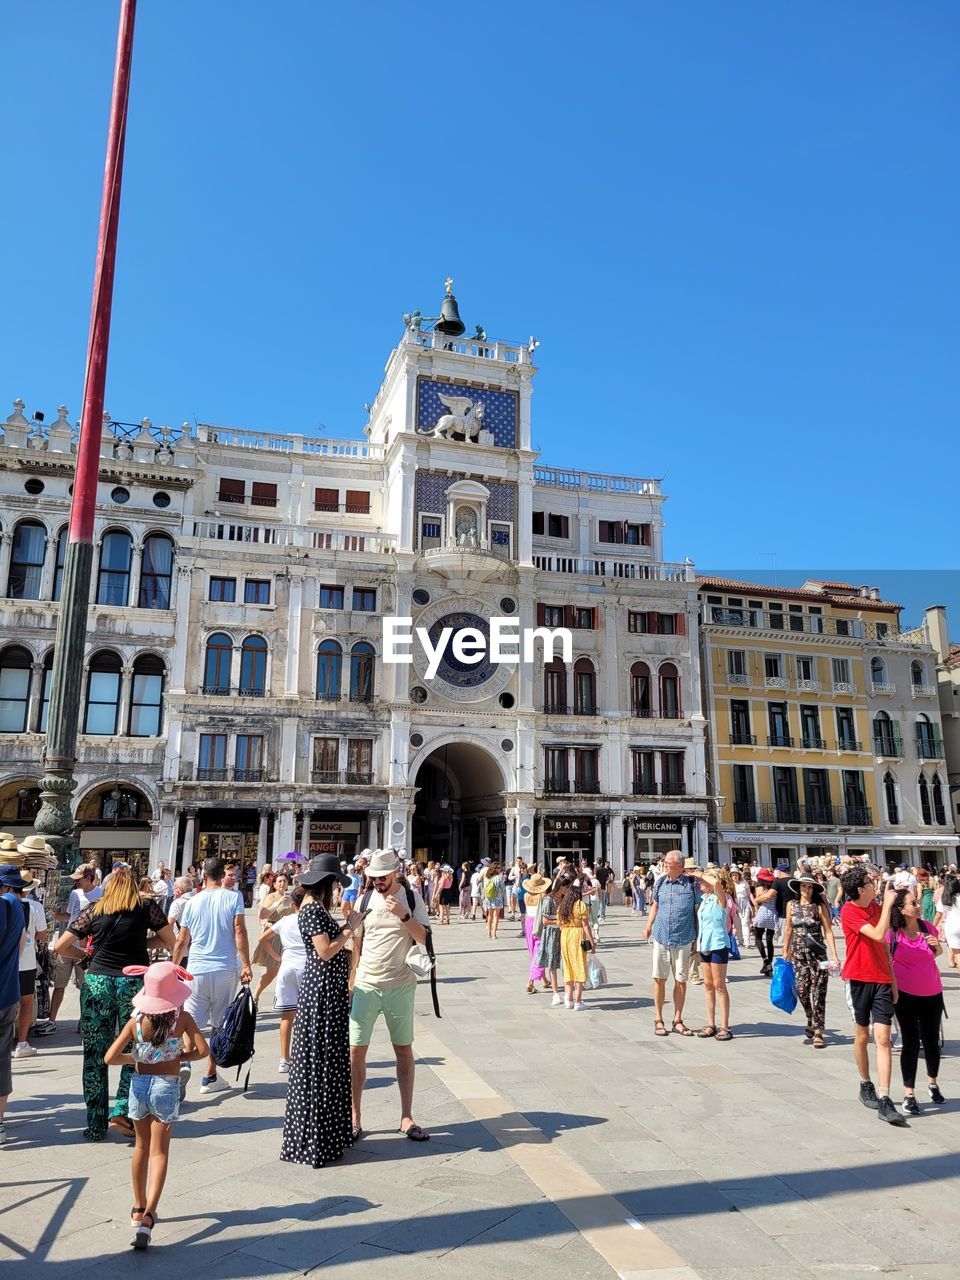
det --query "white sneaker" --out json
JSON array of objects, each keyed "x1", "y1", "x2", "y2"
[
  {"x1": 278, "y1": 1058, "x2": 290, "y2": 1074},
  {"x1": 564, "y1": 999, "x2": 573, "y2": 1009},
  {"x1": 200, "y1": 1073, "x2": 229, "y2": 1093},
  {"x1": 13, "y1": 1043, "x2": 37, "y2": 1058},
  {"x1": 573, "y1": 1002, "x2": 587, "y2": 1011},
  {"x1": 551, "y1": 995, "x2": 564, "y2": 1007}
]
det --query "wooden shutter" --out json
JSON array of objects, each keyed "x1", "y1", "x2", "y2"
[
  {"x1": 598, "y1": 520, "x2": 610, "y2": 543},
  {"x1": 536, "y1": 603, "x2": 547, "y2": 626},
  {"x1": 218, "y1": 477, "x2": 244, "y2": 502},
  {"x1": 314, "y1": 487, "x2": 338, "y2": 511},
  {"x1": 564, "y1": 605, "x2": 576, "y2": 629},
  {"x1": 532, "y1": 511, "x2": 544, "y2": 535},
  {"x1": 560, "y1": 515, "x2": 570, "y2": 538},
  {"x1": 641, "y1": 523, "x2": 652, "y2": 545},
  {"x1": 675, "y1": 613, "x2": 686, "y2": 635},
  {"x1": 251, "y1": 482, "x2": 277, "y2": 506},
  {"x1": 345, "y1": 489, "x2": 369, "y2": 513},
  {"x1": 648, "y1": 612, "x2": 660, "y2": 635}
]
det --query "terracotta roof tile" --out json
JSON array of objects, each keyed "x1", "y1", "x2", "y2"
[{"x1": 697, "y1": 576, "x2": 902, "y2": 613}]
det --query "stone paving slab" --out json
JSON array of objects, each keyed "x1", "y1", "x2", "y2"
[{"x1": 2, "y1": 907, "x2": 959, "y2": 1277}]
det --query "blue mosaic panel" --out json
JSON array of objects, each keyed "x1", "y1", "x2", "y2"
[
  {"x1": 414, "y1": 472, "x2": 516, "y2": 522},
  {"x1": 416, "y1": 378, "x2": 518, "y2": 448}
]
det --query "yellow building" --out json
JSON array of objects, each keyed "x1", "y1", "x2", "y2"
[{"x1": 699, "y1": 578, "x2": 957, "y2": 869}]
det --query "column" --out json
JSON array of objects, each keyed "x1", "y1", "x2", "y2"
[
  {"x1": 0, "y1": 532, "x2": 13, "y2": 594},
  {"x1": 695, "y1": 816, "x2": 709, "y2": 861},
  {"x1": 28, "y1": 661, "x2": 45, "y2": 732},
  {"x1": 516, "y1": 808, "x2": 534, "y2": 865},
  {"x1": 593, "y1": 817, "x2": 603, "y2": 865},
  {"x1": 680, "y1": 822, "x2": 690, "y2": 855},
  {"x1": 39, "y1": 535, "x2": 56, "y2": 601},
  {"x1": 504, "y1": 813, "x2": 514, "y2": 864},
  {"x1": 147, "y1": 821, "x2": 162, "y2": 870},
  {"x1": 299, "y1": 808, "x2": 311, "y2": 860},
  {"x1": 535, "y1": 813, "x2": 545, "y2": 869},
  {"x1": 170, "y1": 568, "x2": 192, "y2": 693},
  {"x1": 285, "y1": 573, "x2": 304, "y2": 695},
  {"x1": 128, "y1": 544, "x2": 143, "y2": 609},
  {"x1": 367, "y1": 810, "x2": 379, "y2": 849},
  {"x1": 479, "y1": 815, "x2": 489, "y2": 860},
  {"x1": 610, "y1": 813, "x2": 624, "y2": 879},
  {"x1": 257, "y1": 808, "x2": 270, "y2": 872},
  {"x1": 274, "y1": 808, "x2": 296, "y2": 862},
  {"x1": 182, "y1": 809, "x2": 197, "y2": 869},
  {"x1": 116, "y1": 665, "x2": 134, "y2": 737},
  {"x1": 157, "y1": 805, "x2": 178, "y2": 872}
]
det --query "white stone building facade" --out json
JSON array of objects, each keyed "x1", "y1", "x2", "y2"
[{"x1": 0, "y1": 316, "x2": 708, "y2": 876}]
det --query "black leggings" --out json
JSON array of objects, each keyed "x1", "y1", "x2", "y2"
[
  {"x1": 754, "y1": 928, "x2": 774, "y2": 968},
  {"x1": 896, "y1": 990, "x2": 942, "y2": 1089}
]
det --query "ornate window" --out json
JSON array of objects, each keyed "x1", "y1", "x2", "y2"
[
  {"x1": 52, "y1": 528, "x2": 67, "y2": 601},
  {"x1": 84, "y1": 651, "x2": 122, "y2": 735},
  {"x1": 239, "y1": 635, "x2": 268, "y2": 695},
  {"x1": 543, "y1": 659, "x2": 567, "y2": 713},
  {"x1": 0, "y1": 646, "x2": 32, "y2": 732},
  {"x1": 630, "y1": 661, "x2": 651, "y2": 717},
  {"x1": 870, "y1": 656, "x2": 886, "y2": 685},
  {"x1": 883, "y1": 772, "x2": 899, "y2": 825},
  {"x1": 932, "y1": 773, "x2": 946, "y2": 825},
  {"x1": 316, "y1": 640, "x2": 342, "y2": 701},
  {"x1": 8, "y1": 521, "x2": 46, "y2": 599},
  {"x1": 101, "y1": 788, "x2": 143, "y2": 821},
  {"x1": 96, "y1": 530, "x2": 133, "y2": 606},
  {"x1": 918, "y1": 773, "x2": 931, "y2": 825},
  {"x1": 37, "y1": 651, "x2": 54, "y2": 732},
  {"x1": 203, "y1": 633, "x2": 232, "y2": 694},
  {"x1": 128, "y1": 654, "x2": 164, "y2": 736},
  {"x1": 139, "y1": 534, "x2": 174, "y2": 609},
  {"x1": 911, "y1": 660, "x2": 925, "y2": 689},
  {"x1": 659, "y1": 662, "x2": 681, "y2": 718},
  {"x1": 573, "y1": 657, "x2": 596, "y2": 715},
  {"x1": 350, "y1": 642, "x2": 375, "y2": 703}
]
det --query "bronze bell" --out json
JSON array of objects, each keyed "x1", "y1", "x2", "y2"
[{"x1": 435, "y1": 290, "x2": 465, "y2": 336}]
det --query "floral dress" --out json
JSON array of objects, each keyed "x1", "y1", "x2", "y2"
[
  {"x1": 280, "y1": 902, "x2": 353, "y2": 1167},
  {"x1": 789, "y1": 900, "x2": 829, "y2": 1032}
]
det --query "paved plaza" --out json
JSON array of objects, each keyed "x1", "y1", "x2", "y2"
[{"x1": 2, "y1": 908, "x2": 959, "y2": 1279}]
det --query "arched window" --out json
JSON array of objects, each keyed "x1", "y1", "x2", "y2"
[
  {"x1": 239, "y1": 635, "x2": 268, "y2": 695},
  {"x1": 932, "y1": 773, "x2": 946, "y2": 825},
  {"x1": 573, "y1": 657, "x2": 596, "y2": 715},
  {"x1": 884, "y1": 772, "x2": 899, "y2": 825},
  {"x1": 138, "y1": 534, "x2": 174, "y2": 609},
  {"x1": 918, "y1": 773, "x2": 931, "y2": 825},
  {"x1": 916, "y1": 714, "x2": 935, "y2": 756},
  {"x1": 101, "y1": 788, "x2": 143, "y2": 821},
  {"x1": 543, "y1": 659, "x2": 567, "y2": 713},
  {"x1": 870, "y1": 656, "x2": 886, "y2": 687},
  {"x1": 8, "y1": 521, "x2": 46, "y2": 599},
  {"x1": 84, "y1": 651, "x2": 122, "y2": 735},
  {"x1": 316, "y1": 640, "x2": 342, "y2": 701},
  {"x1": 203, "y1": 633, "x2": 232, "y2": 694},
  {"x1": 873, "y1": 710, "x2": 896, "y2": 755},
  {"x1": 16, "y1": 787, "x2": 41, "y2": 821},
  {"x1": 350, "y1": 642, "x2": 375, "y2": 702},
  {"x1": 52, "y1": 528, "x2": 67, "y2": 601},
  {"x1": 911, "y1": 660, "x2": 925, "y2": 689},
  {"x1": 630, "y1": 661, "x2": 651, "y2": 717},
  {"x1": 659, "y1": 662, "x2": 681, "y2": 718},
  {"x1": 37, "y1": 651, "x2": 54, "y2": 732},
  {"x1": 0, "y1": 646, "x2": 32, "y2": 732},
  {"x1": 96, "y1": 530, "x2": 132, "y2": 606},
  {"x1": 128, "y1": 654, "x2": 165, "y2": 736}
]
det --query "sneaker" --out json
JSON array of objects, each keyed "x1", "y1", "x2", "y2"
[
  {"x1": 878, "y1": 1095, "x2": 909, "y2": 1126},
  {"x1": 902, "y1": 1095, "x2": 920, "y2": 1116},
  {"x1": 573, "y1": 1002, "x2": 587, "y2": 1011},
  {"x1": 278, "y1": 1058, "x2": 290, "y2": 1074},
  {"x1": 564, "y1": 999, "x2": 573, "y2": 1009},
  {"x1": 928, "y1": 1085, "x2": 946, "y2": 1105},
  {"x1": 0, "y1": 1122, "x2": 6, "y2": 1143},
  {"x1": 34, "y1": 1021, "x2": 56, "y2": 1037},
  {"x1": 859, "y1": 1081, "x2": 880, "y2": 1110},
  {"x1": 551, "y1": 995, "x2": 564, "y2": 1007},
  {"x1": 200, "y1": 1073, "x2": 229, "y2": 1094},
  {"x1": 13, "y1": 1043, "x2": 37, "y2": 1058}
]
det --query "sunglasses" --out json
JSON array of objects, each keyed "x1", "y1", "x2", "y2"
[{"x1": 370, "y1": 875, "x2": 392, "y2": 884}]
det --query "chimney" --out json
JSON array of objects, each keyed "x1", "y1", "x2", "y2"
[
  {"x1": 924, "y1": 606, "x2": 950, "y2": 661},
  {"x1": 870, "y1": 588, "x2": 880, "y2": 600}
]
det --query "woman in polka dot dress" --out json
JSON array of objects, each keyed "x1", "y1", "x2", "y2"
[{"x1": 280, "y1": 855, "x2": 360, "y2": 1168}]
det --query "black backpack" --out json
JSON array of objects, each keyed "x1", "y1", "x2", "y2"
[
  {"x1": 210, "y1": 984, "x2": 257, "y2": 1090},
  {"x1": 359, "y1": 887, "x2": 440, "y2": 1018}
]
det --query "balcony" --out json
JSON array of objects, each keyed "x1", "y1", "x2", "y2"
[
  {"x1": 313, "y1": 501, "x2": 371, "y2": 515},
  {"x1": 767, "y1": 734, "x2": 794, "y2": 748},
  {"x1": 797, "y1": 679, "x2": 821, "y2": 694},
  {"x1": 311, "y1": 770, "x2": 375, "y2": 785},
  {"x1": 349, "y1": 691, "x2": 374, "y2": 704},
  {"x1": 200, "y1": 686, "x2": 267, "y2": 698},
  {"x1": 870, "y1": 682, "x2": 896, "y2": 695},
  {"x1": 630, "y1": 705, "x2": 654, "y2": 719},
  {"x1": 573, "y1": 779, "x2": 601, "y2": 794},
  {"x1": 195, "y1": 767, "x2": 267, "y2": 783},
  {"x1": 632, "y1": 780, "x2": 657, "y2": 795},
  {"x1": 234, "y1": 769, "x2": 264, "y2": 783},
  {"x1": 801, "y1": 736, "x2": 826, "y2": 750},
  {"x1": 916, "y1": 739, "x2": 944, "y2": 759},
  {"x1": 912, "y1": 684, "x2": 937, "y2": 698},
  {"x1": 734, "y1": 802, "x2": 872, "y2": 827},
  {"x1": 532, "y1": 554, "x2": 691, "y2": 582},
  {"x1": 727, "y1": 673, "x2": 751, "y2": 687},
  {"x1": 764, "y1": 676, "x2": 788, "y2": 690},
  {"x1": 873, "y1": 735, "x2": 904, "y2": 758},
  {"x1": 730, "y1": 732, "x2": 757, "y2": 746},
  {"x1": 661, "y1": 782, "x2": 686, "y2": 796},
  {"x1": 836, "y1": 739, "x2": 863, "y2": 753},
  {"x1": 196, "y1": 767, "x2": 229, "y2": 782},
  {"x1": 544, "y1": 778, "x2": 571, "y2": 794},
  {"x1": 543, "y1": 703, "x2": 570, "y2": 716},
  {"x1": 534, "y1": 464, "x2": 660, "y2": 496},
  {"x1": 832, "y1": 682, "x2": 856, "y2": 695},
  {"x1": 573, "y1": 704, "x2": 600, "y2": 717},
  {"x1": 421, "y1": 537, "x2": 513, "y2": 581}
]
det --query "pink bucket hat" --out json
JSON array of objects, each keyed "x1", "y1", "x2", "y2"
[{"x1": 123, "y1": 962, "x2": 194, "y2": 1014}]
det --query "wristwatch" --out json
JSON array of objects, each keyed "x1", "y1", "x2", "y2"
[{"x1": 400, "y1": 911, "x2": 411, "y2": 923}]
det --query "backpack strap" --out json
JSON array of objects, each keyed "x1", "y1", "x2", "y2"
[{"x1": 408, "y1": 887, "x2": 441, "y2": 1019}]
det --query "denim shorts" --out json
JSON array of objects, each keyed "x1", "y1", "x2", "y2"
[
  {"x1": 128, "y1": 1072, "x2": 181, "y2": 1124},
  {"x1": 699, "y1": 948, "x2": 731, "y2": 965}
]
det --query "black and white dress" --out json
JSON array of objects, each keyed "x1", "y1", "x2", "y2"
[{"x1": 280, "y1": 902, "x2": 353, "y2": 1168}]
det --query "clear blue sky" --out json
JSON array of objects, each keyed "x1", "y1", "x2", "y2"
[{"x1": 3, "y1": 3, "x2": 958, "y2": 598}]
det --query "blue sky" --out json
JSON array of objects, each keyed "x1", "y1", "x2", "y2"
[{"x1": 3, "y1": 3, "x2": 957, "y2": 605}]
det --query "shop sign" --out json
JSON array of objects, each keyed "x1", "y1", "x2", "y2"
[
  {"x1": 309, "y1": 821, "x2": 362, "y2": 835},
  {"x1": 634, "y1": 819, "x2": 683, "y2": 834},
  {"x1": 720, "y1": 832, "x2": 762, "y2": 842},
  {"x1": 545, "y1": 816, "x2": 592, "y2": 833}
]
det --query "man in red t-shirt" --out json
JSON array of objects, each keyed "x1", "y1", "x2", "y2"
[{"x1": 839, "y1": 864, "x2": 906, "y2": 1126}]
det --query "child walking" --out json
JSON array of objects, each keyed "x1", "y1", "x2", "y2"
[{"x1": 105, "y1": 962, "x2": 208, "y2": 1249}]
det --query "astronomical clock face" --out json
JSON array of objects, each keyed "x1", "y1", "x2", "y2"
[{"x1": 411, "y1": 596, "x2": 514, "y2": 704}]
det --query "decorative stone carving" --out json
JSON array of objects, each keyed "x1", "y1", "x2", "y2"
[{"x1": 422, "y1": 392, "x2": 485, "y2": 442}]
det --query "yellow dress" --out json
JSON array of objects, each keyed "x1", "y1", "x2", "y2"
[{"x1": 559, "y1": 901, "x2": 588, "y2": 983}]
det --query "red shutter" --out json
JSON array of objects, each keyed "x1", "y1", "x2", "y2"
[
  {"x1": 315, "y1": 487, "x2": 338, "y2": 511},
  {"x1": 564, "y1": 605, "x2": 576, "y2": 629},
  {"x1": 536, "y1": 603, "x2": 547, "y2": 626},
  {"x1": 614, "y1": 521, "x2": 625, "y2": 544},
  {"x1": 532, "y1": 511, "x2": 544, "y2": 534},
  {"x1": 598, "y1": 520, "x2": 609, "y2": 543},
  {"x1": 649, "y1": 612, "x2": 660, "y2": 635},
  {"x1": 641, "y1": 523, "x2": 652, "y2": 546},
  {"x1": 345, "y1": 489, "x2": 369, "y2": 513},
  {"x1": 560, "y1": 515, "x2": 570, "y2": 538},
  {"x1": 590, "y1": 608, "x2": 598, "y2": 630},
  {"x1": 218, "y1": 477, "x2": 245, "y2": 502},
  {"x1": 251, "y1": 481, "x2": 277, "y2": 506},
  {"x1": 675, "y1": 613, "x2": 686, "y2": 635}
]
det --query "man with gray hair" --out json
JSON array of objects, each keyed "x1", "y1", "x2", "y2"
[{"x1": 644, "y1": 849, "x2": 701, "y2": 1037}]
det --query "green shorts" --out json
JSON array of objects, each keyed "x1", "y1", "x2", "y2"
[{"x1": 349, "y1": 983, "x2": 416, "y2": 1047}]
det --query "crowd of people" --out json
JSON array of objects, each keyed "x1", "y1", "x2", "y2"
[{"x1": 0, "y1": 839, "x2": 957, "y2": 1249}]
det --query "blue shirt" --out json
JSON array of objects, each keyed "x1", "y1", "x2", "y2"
[
  {"x1": 696, "y1": 893, "x2": 729, "y2": 953},
  {"x1": 651, "y1": 874, "x2": 701, "y2": 949},
  {"x1": 180, "y1": 887, "x2": 244, "y2": 974},
  {"x1": 0, "y1": 895, "x2": 25, "y2": 1008}
]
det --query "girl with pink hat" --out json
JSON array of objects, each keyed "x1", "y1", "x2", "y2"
[{"x1": 104, "y1": 962, "x2": 208, "y2": 1250}]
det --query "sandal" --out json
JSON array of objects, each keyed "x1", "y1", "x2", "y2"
[
  {"x1": 526, "y1": 980, "x2": 536, "y2": 994},
  {"x1": 351, "y1": 1125, "x2": 363, "y2": 1142},
  {"x1": 109, "y1": 1115, "x2": 135, "y2": 1137},
  {"x1": 698, "y1": 1025, "x2": 717, "y2": 1038},
  {"x1": 673, "y1": 1020, "x2": 695, "y2": 1037},
  {"x1": 399, "y1": 1123, "x2": 430, "y2": 1142},
  {"x1": 715, "y1": 1029, "x2": 733, "y2": 1041},
  {"x1": 654, "y1": 1019, "x2": 670, "y2": 1037},
  {"x1": 813, "y1": 1031, "x2": 825, "y2": 1049},
  {"x1": 132, "y1": 1211, "x2": 154, "y2": 1251},
  {"x1": 130, "y1": 1207, "x2": 145, "y2": 1228}
]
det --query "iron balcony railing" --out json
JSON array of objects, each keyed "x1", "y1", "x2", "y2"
[
  {"x1": 837, "y1": 739, "x2": 864, "y2": 752},
  {"x1": 573, "y1": 779, "x2": 601, "y2": 794},
  {"x1": 730, "y1": 732, "x2": 756, "y2": 746},
  {"x1": 734, "y1": 801, "x2": 873, "y2": 826},
  {"x1": 801, "y1": 736, "x2": 827, "y2": 750},
  {"x1": 873, "y1": 735, "x2": 904, "y2": 757},
  {"x1": 200, "y1": 685, "x2": 266, "y2": 698},
  {"x1": 544, "y1": 778, "x2": 571, "y2": 793},
  {"x1": 311, "y1": 770, "x2": 375, "y2": 785},
  {"x1": 661, "y1": 782, "x2": 686, "y2": 796},
  {"x1": 916, "y1": 738, "x2": 944, "y2": 759},
  {"x1": 632, "y1": 780, "x2": 657, "y2": 795},
  {"x1": 630, "y1": 705, "x2": 654, "y2": 718},
  {"x1": 195, "y1": 767, "x2": 266, "y2": 783},
  {"x1": 767, "y1": 734, "x2": 794, "y2": 748}
]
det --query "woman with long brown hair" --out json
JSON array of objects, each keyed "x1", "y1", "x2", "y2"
[
  {"x1": 482, "y1": 862, "x2": 505, "y2": 940},
  {"x1": 556, "y1": 877, "x2": 595, "y2": 1009},
  {"x1": 252, "y1": 872, "x2": 293, "y2": 1004},
  {"x1": 54, "y1": 865, "x2": 175, "y2": 1142}
]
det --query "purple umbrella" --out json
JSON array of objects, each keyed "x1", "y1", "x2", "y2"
[{"x1": 279, "y1": 850, "x2": 303, "y2": 862}]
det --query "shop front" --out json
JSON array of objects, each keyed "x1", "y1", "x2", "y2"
[
  {"x1": 631, "y1": 817, "x2": 690, "y2": 866},
  {"x1": 542, "y1": 815, "x2": 595, "y2": 873},
  {"x1": 296, "y1": 815, "x2": 365, "y2": 861},
  {"x1": 195, "y1": 809, "x2": 260, "y2": 900}
]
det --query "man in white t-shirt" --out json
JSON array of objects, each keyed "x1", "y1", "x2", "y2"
[
  {"x1": 49, "y1": 863, "x2": 102, "y2": 1030},
  {"x1": 350, "y1": 848, "x2": 431, "y2": 1142},
  {"x1": 173, "y1": 857, "x2": 251, "y2": 1095},
  {"x1": 4, "y1": 876, "x2": 47, "y2": 1058}
]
